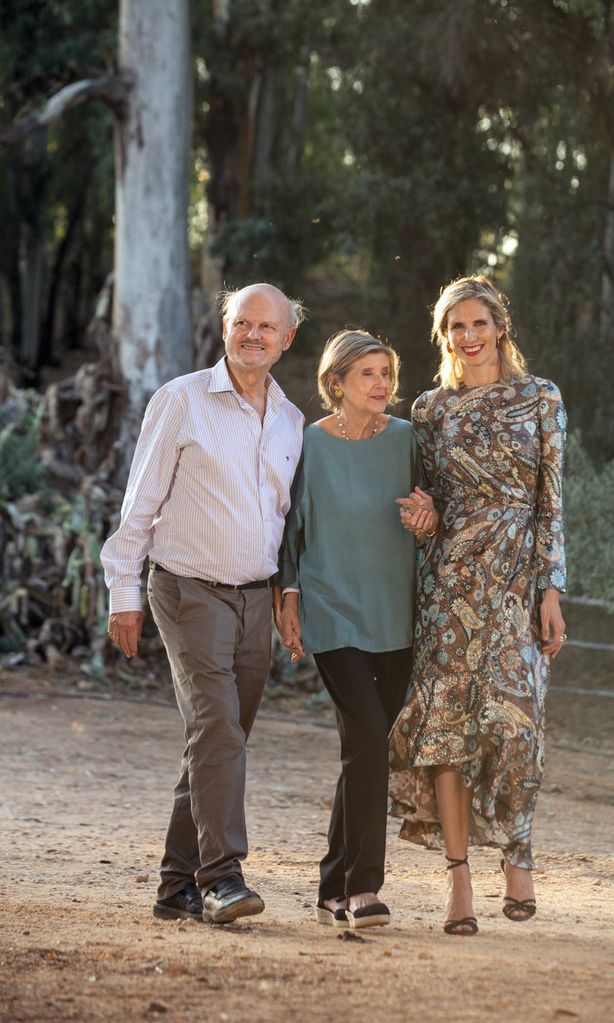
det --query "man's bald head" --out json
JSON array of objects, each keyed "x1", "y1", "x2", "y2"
[{"x1": 219, "y1": 284, "x2": 306, "y2": 332}]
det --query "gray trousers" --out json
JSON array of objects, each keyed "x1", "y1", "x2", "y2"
[{"x1": 147, "y1": 566, "x2": 272, "y2": 898}]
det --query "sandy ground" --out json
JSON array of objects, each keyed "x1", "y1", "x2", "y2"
[{"x1": 0, "y1": 664, "x2": 613, "y2": 1023}]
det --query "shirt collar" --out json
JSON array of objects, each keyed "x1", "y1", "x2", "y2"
[{"x1": 209, "y1": 356, "x2": 286, "y2": 407}]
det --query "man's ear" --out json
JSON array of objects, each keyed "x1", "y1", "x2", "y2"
[{"x1": 282, "y1": 326, "x2": 298, "y2": 351}]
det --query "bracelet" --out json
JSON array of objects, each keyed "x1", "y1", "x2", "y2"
[{"x1": 425, "y1": 530, "x2": 436, "y2": 537}]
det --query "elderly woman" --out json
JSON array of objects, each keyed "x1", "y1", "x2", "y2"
[
  {"x1": 278, "y1": 329, "x2": 437, "y2": 929},
  {"x1": 390, "y1": 275, "x2": 567, "y2": 936}
]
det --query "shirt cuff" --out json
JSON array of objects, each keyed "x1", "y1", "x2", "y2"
[{"x1": 109, "y1": 587, "x2": 143, "y2": 614}]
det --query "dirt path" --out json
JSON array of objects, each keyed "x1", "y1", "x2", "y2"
[{"x1": 1, "y1": 679, "x2": 613, "y2": 1023}]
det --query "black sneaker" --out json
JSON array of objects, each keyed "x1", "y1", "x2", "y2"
[
  {"x1": 202, "y1": 874, "x2": 264, "y2": 924},
  {"x1": 153, "y1": 881, "x2": 203, "y2": 922}
]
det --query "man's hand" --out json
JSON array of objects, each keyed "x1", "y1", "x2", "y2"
[
  {"x1": 540, "y1": 588, "x2": 567, "y2": 659},
  {"x1": 272, "y1": 585, "x2": 283, "y2": 634},
  {"x1": 108, "y1": 611, "x2": 144, "y2": 658}
]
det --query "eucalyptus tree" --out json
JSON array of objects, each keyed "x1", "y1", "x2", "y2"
[
  {"x1": 1, "y1": 0, "x2": 193, "y2": 460},
  {"x1": 331, "y1": 0, "x2": 614, "y2": 449},
  {"x1": 0, "y1": 0, "x2": 116, "y2": 374},
  {"x1": 485, "y1": 0, "x2": 614, "y2": 457},
  {"x1": 330, "y1": 0, "x2": 512, "y2": 390},
  {"x1": 194, "y1": 0, "x2": 352, "y2": 291}
]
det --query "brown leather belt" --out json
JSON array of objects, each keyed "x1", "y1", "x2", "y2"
[{"x1": 149, "y1": 562, "x2": 274, "y2": 590}]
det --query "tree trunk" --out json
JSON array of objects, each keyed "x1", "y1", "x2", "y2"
[
  {"x1": 285, "y1": 48, "x2": 310, "y2": 175},
  {"x1": 19, "y1": 221, "x2": 45, "y2": 373},
  {"x1": 600, "y1": 152, "x2": 614, "y2": 348},
  {"x1": 39, "y1": 161, "x2": 94, "y2": 368},
  {"x1": 113, "y1": 0, "x2": 193, "y2": 429},
  {"x1": 251, "y1": 62, "x2": 275, "y2": 193},
  {"x1": 19, "y1": 131, "x2": 47, "y2": 374}
]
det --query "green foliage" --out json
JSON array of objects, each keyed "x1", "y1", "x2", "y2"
[
  {"x1": 1, "y1": 0, "x2": 613, "y2": 469},
  {"x1": 483, "y1": 0, "x2": 614, "y2": 459},
  {"x1": 195, "y1": 0, "x2": 352, "y2": 290},
  {"x1": 0, "y1": 0, "x2": 117, "y2": 369},
  {"x1": 0, "y1": 0, "x2": 117, "y2": 109},
  {"x1": 0, "y1": 405, "x2": 49, "y2": 502},
  {"x1": 212, "y1": 170, "x2": 347, "y2": 291},
  {"x1": 560, "y1": 0, "x2": 609, "y2": 34},
  {"x1": 565, "y1": 430, "x2": 614, "y2": 606}
]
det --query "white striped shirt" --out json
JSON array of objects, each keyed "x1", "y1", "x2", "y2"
[{"x1": 101, "y1": 357, "x2": 304, "y2": 613}]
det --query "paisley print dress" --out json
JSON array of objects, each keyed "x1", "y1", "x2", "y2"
[{"x1": 389, "y1": 375, "x2": 566, "y2": 867}]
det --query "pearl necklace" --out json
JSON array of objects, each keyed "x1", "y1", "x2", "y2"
[{"x1": 335, "y1": 409, "x2": 382, "y2": 440}]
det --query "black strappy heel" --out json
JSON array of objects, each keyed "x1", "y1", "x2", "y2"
[
  {"x1": 501, "y1": 858, "x2": 537, "y2": 922},
  {"x1": 443, "y1": 856, "x2": 478, "y2": 936}
]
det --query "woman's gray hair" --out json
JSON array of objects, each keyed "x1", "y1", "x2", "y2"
[
  {"x1": 218, "y1": 285, "x2": 307, "y2": 329},
  {"x1": 317, "y1": 329, "x2": 401, "y2": 411}
]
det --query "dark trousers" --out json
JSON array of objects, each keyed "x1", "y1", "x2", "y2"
[
  {"x1": 147, "y1": 567, "x2": 272, "y2": 898},
  {"x1": 314, "y1": 646, "x2": 412, "y2": 900}
]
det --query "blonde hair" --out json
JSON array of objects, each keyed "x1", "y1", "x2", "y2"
[
  {"x1": 317, "y1": 329, "x2": 401, "y2": 411},
  {"x1": 432, "y1": 275, "x2": 527, "y2": 389}
]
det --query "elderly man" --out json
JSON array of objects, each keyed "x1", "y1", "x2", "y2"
[{"x1": 101, "y1": 283, "x2": 304, "y2": 924}]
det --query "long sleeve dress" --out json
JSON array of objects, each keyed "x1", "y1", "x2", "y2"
[{"x1": 388, "y1": 375, "x2": 567, "y2": 868}]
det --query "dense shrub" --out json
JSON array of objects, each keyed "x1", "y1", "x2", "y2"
[{"x1": 564, "y1": 430, "x2": 614, "y2": 607}]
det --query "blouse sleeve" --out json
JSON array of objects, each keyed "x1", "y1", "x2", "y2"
[
  {"x1": 411, "y1": 392, "x2": 444, "y2": 511},
  {"x1": 411, "y1": 430, "x2": 425, "y2": 491},
  {"x1": 535, "y1": 380, "x2": 567, "y2": 592},
  {"x1": 278, "y1": 456, "x2": 305, "y2": 590}
]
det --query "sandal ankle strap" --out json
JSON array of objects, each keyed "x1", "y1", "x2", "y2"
[{"x1": 445, "y1": 856, "x2": 469, "y2": 870}]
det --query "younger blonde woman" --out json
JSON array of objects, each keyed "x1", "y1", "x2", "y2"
[{"x1": 390, "y1": 276, "x2": 567, "y2": 935}]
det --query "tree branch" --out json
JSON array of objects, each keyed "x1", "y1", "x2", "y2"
[{"x1": 0, "y1": 74, "x2": 133, "y2": 144}]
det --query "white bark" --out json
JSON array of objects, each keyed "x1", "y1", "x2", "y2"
[
  {"x1": 114, "y1": 0, "x2": 193, "y2": 414},
  {"x1": 0, "y1": 76, "x2": 130, "y2": 144}
]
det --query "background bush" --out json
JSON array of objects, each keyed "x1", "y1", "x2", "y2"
[{"x1": 565, "y1": 430, "x2": 614, "y2": 607}]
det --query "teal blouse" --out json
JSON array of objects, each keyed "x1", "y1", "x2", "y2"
[{"x1": 279, "y1": 417, "x2": 422, "y2": 654}]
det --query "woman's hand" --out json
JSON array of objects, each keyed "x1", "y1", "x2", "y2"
[
  {"x1": 540, "y1": 588, "x2": 567, "y2": 658},
  {"x1": 280, "y1": 592, "x2": 306, "y2": 661},
  {"x1": 396, "y1": 487, "x2": 439, "y2": 537}
]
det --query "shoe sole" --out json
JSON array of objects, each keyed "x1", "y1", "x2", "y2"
[
  {"x1": 203, "y1": 894, "x2": 265, "y2": 925},
  {"x1": 313, "y1": 906, "x2": 348, "y2": 928},
  {"x1": 347, "y1": 913, "x2": 390, "y2": 929},
  {"x1": 153, "y1": 904, "x2": 203, "y2": 922}
]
